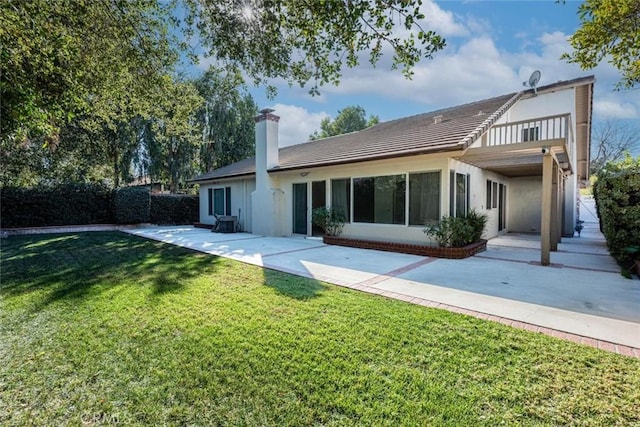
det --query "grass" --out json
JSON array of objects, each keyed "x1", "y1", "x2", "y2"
[{"x1": 1, "y1": 232, "x2": 639, "y2": 426}]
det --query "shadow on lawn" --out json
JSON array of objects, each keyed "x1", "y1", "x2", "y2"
[
  {"x1": 262, "y1": 268, "x2": 328, "y2": 300},
  {"x1": 0, "y1": 232, "x2": 219, "y2": 308}
]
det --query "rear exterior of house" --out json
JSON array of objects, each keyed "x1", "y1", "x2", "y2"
[{"x1": 191, "y1": 76, "x2": 593, "y2": 264}]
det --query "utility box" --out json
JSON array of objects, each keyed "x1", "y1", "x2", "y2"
[{"x1": 214, "y1": 216, "x2": 237, "y2": 233}]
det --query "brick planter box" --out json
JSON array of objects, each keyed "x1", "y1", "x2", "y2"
[{"x1": 323, "y1": 235, "x2": 487, "y2": 259}]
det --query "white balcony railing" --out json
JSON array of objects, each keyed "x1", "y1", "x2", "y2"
[{"x1": 484, "y1": 113, "x2": 573, "y2": 168}]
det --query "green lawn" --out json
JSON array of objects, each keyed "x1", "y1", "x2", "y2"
[{"x1": 1, "y1": 232, "x2": 639, "y2": 426}]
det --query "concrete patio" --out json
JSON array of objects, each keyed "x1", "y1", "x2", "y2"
[{"x1": 124, "y1": 197, "x2": 639, "y2": 356}]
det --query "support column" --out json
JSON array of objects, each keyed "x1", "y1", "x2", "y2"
[
  {"x1": 551, "y1": 164, "x2": 559, "y2": 252},
  {"x1": 556, "y1": 170, "x2": 564, "y2": 244},
  {"x1": 541, "y1": 153, "x2": 553, "y2": 265}
]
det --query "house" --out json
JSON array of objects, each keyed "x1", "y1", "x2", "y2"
[{"x1": 190, "y1": 76, "x2": 594, "y2": 265}]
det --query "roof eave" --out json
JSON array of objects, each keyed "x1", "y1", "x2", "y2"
[
  {"x1": 458, "y1": 91, "x2": 523, "y2": 151},
  {"x1": 188, "y1": 172, "x2": 256, "y2": 184},
  {"x1": 268, "y1": 144, "x2": 463, "y2": 173}
]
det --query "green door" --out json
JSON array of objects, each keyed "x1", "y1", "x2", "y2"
[{"x1": 293, "y1": 183, "x2": 307, "y2": 234}]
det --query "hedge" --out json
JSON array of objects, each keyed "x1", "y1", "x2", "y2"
[
  {"x1": 0, "y1": 184, "x2": 114, "y2": 228},
  {"x1": 150, "y1": 194, "x2": 199, "y2": 225},
  {"x1": 113, "y1": 187, "x2": 151, "y2": 225},
  {"x1": 1, "y1": 185, "x2": 200, "y2": 228},
  {"x1": 593, "y1": 156, "x2": 640, "y2": 273}
]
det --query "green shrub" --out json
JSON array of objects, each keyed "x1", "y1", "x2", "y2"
[
  {"x1": 0, "y1": 183, "x2": 114, "y2": 228},
  {"x1": 113, "y1": 187, "x2": 151, "y2": 224},
  {"x1": 593, "y1": 155, "x2": 640, "y2": 273},
  {"x1": 311, "y1": 207, "x2": 346, "y2": 236},
  {"x1": 424, "y1": 209, "x2": 488, "y2": 247},
  {"x1": 150, "y1": 194, "x2": 199, "y2": 225}
]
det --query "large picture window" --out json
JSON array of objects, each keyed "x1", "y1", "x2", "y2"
[
  {"x1": 409, "y1": 172, "x2": 440, "y2": 225},
  {"x1": 331, "y1": 179, "x2": 351, "y2": 222},
  {"x1": 353, "y1": 175, "x2": 405, "y2": 224}
]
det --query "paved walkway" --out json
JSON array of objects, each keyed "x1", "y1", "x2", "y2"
[{"x1": 124, "y1": 197, "x2": 640, "y2": 358}]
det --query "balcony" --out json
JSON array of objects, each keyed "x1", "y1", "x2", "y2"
[{"x1": 458, "y1": 114, "x2": 574, "y2": 177}]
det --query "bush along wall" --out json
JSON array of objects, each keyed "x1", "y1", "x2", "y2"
[
  {"x1": 113, "y1": 187, "x2": 151, "y2": 225},
  {"x1": 593, "y1": 155, "x2": 640, "y2": 275},
  {"x1": 0, "y1": 183, "x2": 114, "y2": 228},
  {"x1": 150, "y1": 194, "x2": 199, "y2": 225}
]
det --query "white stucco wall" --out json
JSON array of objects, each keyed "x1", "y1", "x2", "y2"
[
  {"x1": 507, "y1": 177, "x2": 542, "y2": 233},
  {"x1": 273, "y1": 154, "x2": 453, "y2": 243},
  {"x1": 270, "y1": 153, "x2": 508, "y2": 244},
  {"x1": 495, "y1": 88, "x2": 576, "y2": 126},
  {"x1": 198, "y1": 178, "x2": 255, "y2": 232}
]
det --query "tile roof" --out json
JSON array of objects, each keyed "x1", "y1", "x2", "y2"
[{"x1": 190, "y1": 91, "x2": 519, "y2": 182}]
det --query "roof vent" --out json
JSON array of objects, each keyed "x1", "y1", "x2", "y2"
[
  {"x1": 433, "y1": 115, "x2": 443, "y2": 124},
  {"x1": 477, "y1": 110, "x2": 484, "y2": 116}
]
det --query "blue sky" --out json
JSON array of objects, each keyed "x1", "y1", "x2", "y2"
[{"x1": 194, "y1": 1, "x2": 639, "y2": 147}]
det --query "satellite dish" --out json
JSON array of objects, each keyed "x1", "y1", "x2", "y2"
[{"x1": 522, "y1": 70, "x2": 542, "y2": 95}]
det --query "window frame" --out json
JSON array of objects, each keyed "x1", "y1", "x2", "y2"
[
  {"x1": 211, "y1": 186, "x2": 231, "y2": 216},
  {"x1": 208, "y1": 188, "x2": 214, "y2": 216},
  {"x1": 408, "y1": 170, "x2": 441, "y2": 226},
  {"x1": 522, "y1": 126, "x2": 540, "y2": 142},
  {"x1": 486, "y1": 180, "x2": 492, "y2": 210},
  {"x1": 352, "y1": 174, "x2": 406, "y2": 225},
  {"x1": 450, "y1": 171, "x2": 470, "y2": 218},
  {"x1": 330, "y1": 178, "x2": 351, "y2": 223}
]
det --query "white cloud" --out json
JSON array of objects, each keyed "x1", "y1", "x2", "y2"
[
  {"x1": 245, "y1": 6, "x2": 639, "y2": 130},
  {"x1": 593, "y1": 100, "x2": 639, "y2": 119},
  {"x1": 320, "y1": 36, "x2": 520, "y2": 107},
  {"x1": 421, "y1": 0, "x2": 468, "y2": 37},
  {"x1": 268, "y1": 103, "x2": 329, "y2": 147}
]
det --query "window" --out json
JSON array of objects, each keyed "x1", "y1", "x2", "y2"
[
  {"x1": 353, "y1": 175, "x2": 405, "y2": 224},
  {"x1": 522, "y1": 126, "x2": 539, "y2": 142},
  {"x1": 225, "y1": 187, "x2": 232, "y2": 215},
  {"x1": 211, "y1": 187, "x2": 231, "y2": 216},
  {"x1": 213, "y1": 188, "x2": 225, "y2": 215},
  {"x1": 409, "y1": 172, "x2": 440, "y2": 225},
  {"x1": 331, "y1": 179, "x2": 351, "y2": 222},
  {"x1": 450, "y1": 171, "x2": 469, "y2": 217},
  {"x1": 486, "y1": 180, "x2": 492, "y2": 209},
  {"x1": 492, "y1": 181, "x2": 498, "y2": 209},
  {"x1": 486, "y1": 180, "x2": 499, "y2": 209}
]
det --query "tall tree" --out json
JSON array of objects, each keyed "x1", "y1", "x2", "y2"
[
  {"x1": 0, "y1": 117, "x2": 123, "y2": 188},
  {"x1": 562, "y1": 0, "x2": 640, "y2": 88},
  {"x1": 185, "y1": 0, "x2": 446, "y2": 95},
  {"x1": 310, "y1": 106, "x2": 379, "y2": 140},
  {"x1": 0, "y1": 0, "x2": 179, "y2": 145},
  {"x1": 146, "y1": 78, "x2": 204, "y2": 193},
  {"x1": 195, "y1": 69, "x2": 258, "y2": 172},
  {"x1": 590, "y1": 120, "x2": 640, "y2": 175}
]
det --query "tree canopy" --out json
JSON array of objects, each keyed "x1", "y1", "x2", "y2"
[
  {"x1": 0, "y1": 0, "x2": 178, "y2": 145},
  {"x1": 562, "y1": 0, "x2": 640, "y2": 88},
  {"x1": 310, "y1": 106, "x2": 380, "y2": 140},
  {"x1": 196, "y1": 69, "x2": 258, "y2": 172},
  {"x1": 186, "y1": 0, "x2": 446, "y2": 95},
  {"x1": 1, "y1": 0, "x2": 448, "y2": 190}
]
